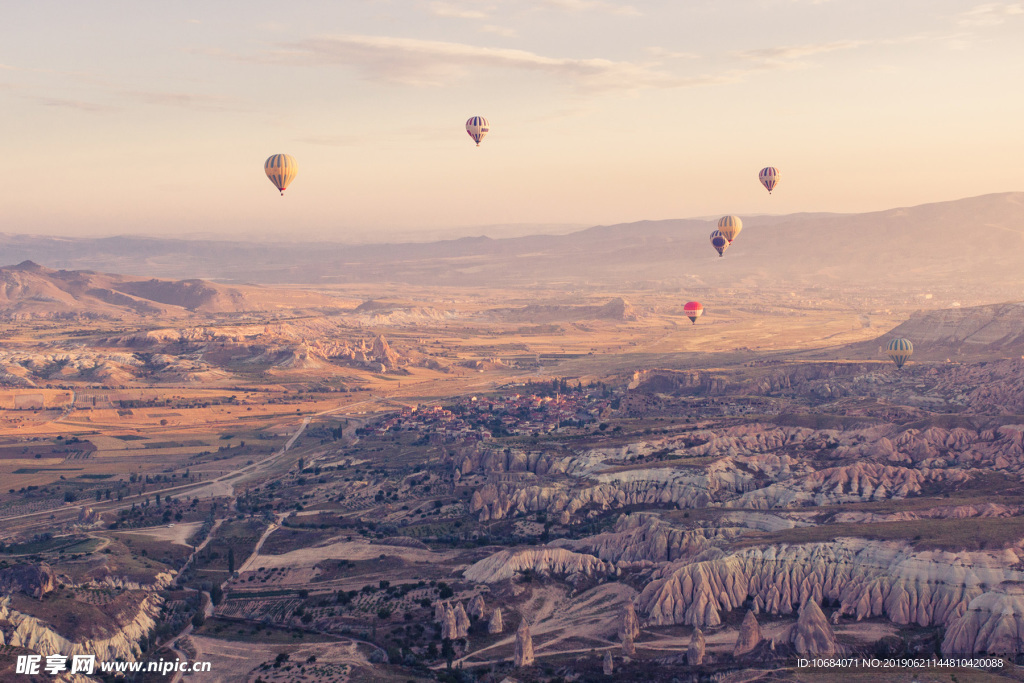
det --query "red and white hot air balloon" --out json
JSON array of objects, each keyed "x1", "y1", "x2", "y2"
[{"x1": 683, "y1": 301, "x2": 704, "y2": 325}]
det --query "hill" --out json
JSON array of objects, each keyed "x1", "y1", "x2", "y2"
[
  {"x1": 2, "y1": 193, "x2": 1022, "y2": 297},
  {"x1": 0, "y1": 261, "x2": 344, "y2": 319},
  {"x1": 835, "y1": 301, "x2": 1024, "y2": 362}
]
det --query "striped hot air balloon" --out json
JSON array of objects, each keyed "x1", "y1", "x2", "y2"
[
  {"x1": 717, "y1": 215, "x2": 743, "y2": 243},
  {"x1": 466, "y1": 116, "x2": 490, "y2": 146},
  {"x1": 683, "y1": 301, "x2": 704, "y2": 325},
  {"x1": 710, "y1": 230, "x2": 729, "y2": 257},
  {"x1": 759, "y1": 167, "x2": 780, "y2": 194},
  {"x1": 265, "y1": 154, "x2": 298, "y2": 195},
  {"x1": 886, "y1": 338, "x2": 913, "y2": 369}
]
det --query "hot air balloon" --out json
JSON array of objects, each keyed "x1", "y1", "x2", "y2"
[
  {"x1": 683, "y1": 301, "x2": 704, "y2": 325},
  {"x1": 265, "y1": 154, "x2": 297, "y2": 195},
  {"x1": 466, "y1": 116, "x2": 490, "y2": 146},
  {"x1": 759, "y1": 167, "x2": 780, "y2": 194},
  {"x1": 886, "y1": 338, "x2": 913, "y2": 369},
  {"x1": 717, "y1": 215, "x2": 743, "y2": 243},
  {"x1": 710, "y1": 230, "x2": 729, "y2": 257}
]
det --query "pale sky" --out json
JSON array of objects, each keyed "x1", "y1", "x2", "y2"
[{"x1": 1, "y1": 1, "x2": 1022, "y2": 240}]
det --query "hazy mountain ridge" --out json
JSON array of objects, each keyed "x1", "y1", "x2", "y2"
[{"x1": 2, "y1": 193, "x2": 1021, "y2": 294}]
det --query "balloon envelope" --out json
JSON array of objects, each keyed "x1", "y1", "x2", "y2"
[
  {"x1": 759, "y1": 166, "x2": 780, "y2": 194},
  {"x1": 265, "y1": 154, "x2": 298, "y2": 195},
  {"x1": 886, "y1": 337, "x2": 913, "y2": 369},
  {"x1": 710, "y1": 230, "x2": 729, "y2": 257},
  {"x1": 717, "y1": 215, "x2": 743, "y2": 243},
  {"x1": 683, "y1": 301, "x2": 704, "y2": 324},
  {"x1": 466, "y1": 116, "x2": 490, "y2": 146}
]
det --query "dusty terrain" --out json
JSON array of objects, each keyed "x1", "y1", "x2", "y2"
[{"x1": 3, "y1": 262, "x2": 1024, "y2": 681}]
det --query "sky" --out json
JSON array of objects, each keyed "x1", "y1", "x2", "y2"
[{"x1": 1, "y1": 0, "x2": 1022, "y2": 241}]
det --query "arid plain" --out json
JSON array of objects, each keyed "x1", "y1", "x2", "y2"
[{"x1": 4, "y1": 195, "x2": 1024, "y2": 682}]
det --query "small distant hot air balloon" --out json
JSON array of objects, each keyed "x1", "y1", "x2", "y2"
[
  {"x1": 759, "y1": 167, "x2": 780, "y2": 194},
  {"x1": 886, "y1": 338, "x2": 913, "y2": 369},
  {"x1": 710, "y1": 230, "x2": 729, "y2": 257},
  {"x1": 466, "y1": 116, "x2": 490, "y2": 146},
  {"x1": 717, "y1": 215, "x2": 743, "y2": 243},
  {"x1": 265, "y1": 154, "x2": 297, "y2": 195},
  {"x1": 683, "y1": 301, "x2": 704, "y2": 325}
]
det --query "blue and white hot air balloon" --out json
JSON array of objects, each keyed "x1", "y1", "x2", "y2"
[
  {"x1": 758, "y1": 166, "x2": 780, "y2": 194},
  {"x1": 466, "y1": 116, "x2": 490, "y2": 146},
  {"x1": 710, "y1": 230, "x2": 729, "y2": 257}
]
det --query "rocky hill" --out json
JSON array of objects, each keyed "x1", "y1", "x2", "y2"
[
  {"x1": 853, "y1": 301, "x2": 1024, "y2": 361},
  {"x1": 0, "y1": 261, "x2": 341, "y2": 319}
]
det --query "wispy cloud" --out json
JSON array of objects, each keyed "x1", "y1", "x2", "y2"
[
  {"x1": 428, "y1": 1, "x2": 490, "y2": 19},
  {"x1": 735, "y1": 39, "x2": 866, "y2": 66},
  {"x1": 537, "y1": 0, "x2": 640, "y2": 15},
  {"x1": 646, "y1": 47, "x2": 700, "y2": 60},
  {"x1": 480, "y1": 24, "x2": 518, "y2": 37},
  {"x1": 261, "y1": 35, "x2": 681, "y2": 90},
  {"x1": 34, "y1": 96, "x2": 112, "y2": 112},
  {"x1": 958, "y1": 2, "x2": 1023, "y2": 26},
  {"x1": 123, "y1": 90, "x2": 235, "y2": 110}
]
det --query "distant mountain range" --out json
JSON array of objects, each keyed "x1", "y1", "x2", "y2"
[
  {"x1": 2, "y1": 193, "x2": 1022, "y2": 295},
  {"x1": 0, "y1": 261, "x2": 341, "y2": 319}
]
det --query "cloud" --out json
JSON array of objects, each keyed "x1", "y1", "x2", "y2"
[
  {"x1": 646, "y1": 47, "x2": 700, "y2": 60},
  {"x1": 262, "y1": 35, "x2": 682, "y2": 90},
  {"x1": 428, "y1": 1, "x2": 490, "y2": 19},
  {"x1": 959, "y1": 2, "x2": 1023, "y2": 26},
  {"x1": 735, "y1": 39, "x2": 866, "y2": 66},
  {"x1": 122, "y1": 90, "x2": 236, "y2": 110},
  {"x1": 536, "y1": 0, "x2": 640, "y2": 15},
  {"x1": 34, "y1": 97, "x2": 112, "y2": 112},
  {"x1": 480, "y1": 24, "x2": 517, "y2": 37}
]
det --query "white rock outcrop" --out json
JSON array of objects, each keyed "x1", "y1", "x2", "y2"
[
  {"x1": 943, "y1": 582, "x2": 1024, "y2": 655},
  {"x1": 464, "y1": 548, "x2": 615, "y2": 584},
  {"x1": 789, "y1": 600, "x2": 839, "y2": 656},
  {"x1": 514, "y1": 620, "x2": 534, "y2": 667},
  {"x1": 0, "y1": 594, "x2": 161, "y2": 662},
  {"x1": 638, "y1": 539, "x2": 1024, "y2": 628}
]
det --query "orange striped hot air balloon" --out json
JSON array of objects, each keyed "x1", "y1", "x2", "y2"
[
  {"x1": 264, "y1": 154, "x2": 298, "y2": 195},
  {"x1": 717, "y1": 215, "x2": 743, "y2": 243}
]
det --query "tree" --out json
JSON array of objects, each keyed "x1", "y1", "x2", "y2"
[{"x1": 228, "y1": 548, "x2": 235, "y2": 573}]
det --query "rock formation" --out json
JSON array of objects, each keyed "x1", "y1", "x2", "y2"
[
  {"x1": 468, "y1": 594, "x2": 486, "y2": 620},
  {"x1": 621, "y1": 628, "x2": 635, "y2": 656},
  {"x1": 619, "y1": 602, "x2": 640, "y2": 643},
  {"x1": 603, "y1": 650, "x2": 614, "y2": 675},
  {"x1": 0, "y1": 593, "x2": 161, "y2": 662},
  {"x1": 0, "y1": 564, "x2": 58, "y2": 599},
  {"x1": 638, "y1": 538, "x2": 1024, "y2": 629},
  {"x1": 687, "y1": 628, "x2": 705, "y2": 665},
  {"x1": 942, "y1": 582, "x2": 1024, "y2": 655},
  {"x1": 440, "y1": 604, "x2": 459, "y2": 640},
  {"x1": 463, "y1": 548, "x2": 616, "y2": 584},
  {"x1": 454, "y1": 602, "x2": 471, "y2": 637},
  {"x1": 789, "y1": 600, "x2": 839, "y2": 656},
  {"x1": 733, "y1": 610, "x2": 763, "y2": 657},
  {"x1": 514, "y1": 619, "x2": 534, "y2": 668},
  {"x1": 434, "y1": 601, "x2": 447, "y2": 623},
  {"x1": 371, "y1": 334, "x2": 401, "y2": 370},
  {"x1": 488, "y1": 607, "x2": 504, "y2": 634}
]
